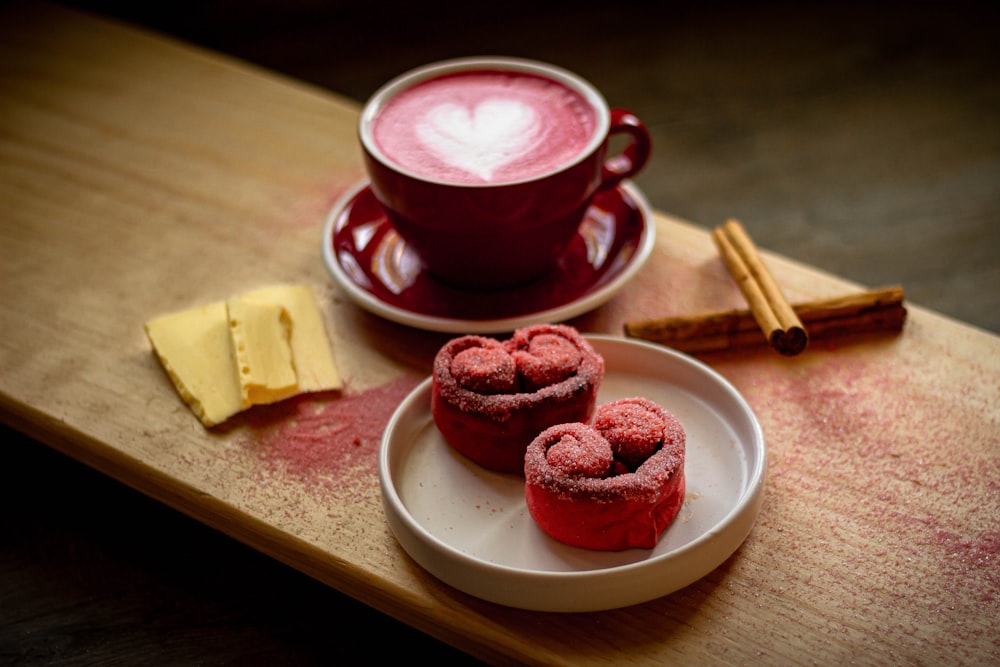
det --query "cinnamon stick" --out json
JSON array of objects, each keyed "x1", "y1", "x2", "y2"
[
  {"x1": 624, "y1": 286, "x2": 907, "y2": 354},
  {"x1": 712, "y1": 219, "x2": 808, "y2": 355}
]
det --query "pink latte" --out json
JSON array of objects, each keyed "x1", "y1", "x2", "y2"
[{"x1": 371, "y1": 71, "x2": 599, "y2": 184}]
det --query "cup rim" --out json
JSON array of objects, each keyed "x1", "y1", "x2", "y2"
[{"x1": 358, "y1": 56, "x2": 612, "y2": 188}]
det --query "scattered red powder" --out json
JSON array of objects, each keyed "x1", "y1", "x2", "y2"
[
  {"x1": 240, "y1": 374, "x2": 422, "y2": 488},
  {"x1": 706, "y1": 343, "x2": 1000, "y2": 655}
]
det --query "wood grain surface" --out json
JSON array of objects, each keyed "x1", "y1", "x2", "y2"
[{"x1": 2, "y1": 2, "x2": 998, "y2": 665}]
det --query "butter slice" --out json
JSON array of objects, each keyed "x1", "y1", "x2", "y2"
[
  {"x1": 240, "y1": 285, "x2": 342, "y2": 393},
  {"x1": 146, "y1": 284, "x2": 341, "y2": 427},
  {"x1": 227, "y1": 296, "x2": 298, "y2": 408},
  {"x1": 144, "y1": 301, "x2": 243, "y2": 427}
]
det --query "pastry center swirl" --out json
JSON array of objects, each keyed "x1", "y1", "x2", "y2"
[{"x1": 450, "y1": 333, "x2": 583, "y2": 395}]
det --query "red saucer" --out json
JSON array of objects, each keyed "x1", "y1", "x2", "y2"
[{"x1": 322, "y1": 180, "x2": 654, "y2": 333}]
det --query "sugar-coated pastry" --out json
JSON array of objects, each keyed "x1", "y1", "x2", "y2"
[
  {"x1": 431, "y1": 324, "x2": 604, "y2": 474},
  {"x1": 524, "y1": 397, "x2": 686, "y2": 551}
]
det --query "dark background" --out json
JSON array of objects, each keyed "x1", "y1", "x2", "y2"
[{"x1": 3, "y1": 1, "x2": 998, "y2": 664}]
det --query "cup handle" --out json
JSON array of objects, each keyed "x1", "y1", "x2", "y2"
[{"x1": 599, "y1": 108, "x2": 652, "y2": 190}]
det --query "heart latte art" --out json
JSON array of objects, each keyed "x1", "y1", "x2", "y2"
[
  {"x1": 371, "y1": 71, "x2": 598, "y2": 184},
  {"x1": 417, "y1": 99, "x2": 539, "y2": 181}
]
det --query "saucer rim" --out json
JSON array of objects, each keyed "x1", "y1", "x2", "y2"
[{"x1": 321, "y1": 179, "x2": 655, "y2": 334}]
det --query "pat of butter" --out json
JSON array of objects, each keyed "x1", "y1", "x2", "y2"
[
  {"x1": 240, "y1": 285, "x2": 342, "y2": 393},
  {"x1": 145, "y1": 301, "x2": 244, "y2": 427},
  {"x1": 145, "y1": 284, "x2": 341, "y2": 427},
  {"x1": 227, "y1": 296, "x2": 298, "y2": 408}
]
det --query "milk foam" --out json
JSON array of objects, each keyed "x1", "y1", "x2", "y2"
[
  {"x1": 417, "y1": 99, "x2": 539, "y2": 181},
  {"x1": 372, "y1": 71, "x2": 598, "y2": 184}
]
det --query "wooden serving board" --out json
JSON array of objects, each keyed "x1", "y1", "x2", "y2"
[{"x1": 2, "y1": 4, "x2": 997, "y2": 664}]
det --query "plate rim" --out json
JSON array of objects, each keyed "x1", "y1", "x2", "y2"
[
  {"x1": 378, "y1": 335, "x2": 767, "y2": 611},
  {"x1": 322, "y1": 180, "x2": 656, "y2": 334}
]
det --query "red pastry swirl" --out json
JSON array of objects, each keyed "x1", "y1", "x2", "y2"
[
  {"x1": 431, "y1": 324, "x2": 604, "y2": 474},
  {"x1": 524, "y1": 397, "x2": 686, "y2": 551}
]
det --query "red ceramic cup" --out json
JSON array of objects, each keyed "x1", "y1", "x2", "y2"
[{"x1": 359, "y1": 57, "x2": 651, "y2": 290}]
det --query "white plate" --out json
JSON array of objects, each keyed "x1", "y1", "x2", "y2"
[{"x1": 379, "y1": 335, "x2": 766, "y2": 612}]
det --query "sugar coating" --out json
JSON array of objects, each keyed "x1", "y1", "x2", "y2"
[
  {"x1": 544, "y1": 425, "x2": 614, "y2": 478},
  {"x1": 509, "y1": 333, "x2": 582, "y2": 391},
  {"x1": 524, "y1": 397, "x2": 685, "y2": 503},
  {"x1": 433, "y1": 324, "x2": 603, "y2": 423},
  {"x1": 451, "y1": 342, "x2": 518, "y2": 394},
  {"x1": 524, "y1": 397, "x2": 686, "y2": 550},
  {"x1": 431, "y1": 324, "x2": 604, "y2": 474},
  {"x1": 595, "y1": 398, "x2": 671, "y2": 469}
]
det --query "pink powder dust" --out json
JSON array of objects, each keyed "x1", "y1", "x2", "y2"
[
  {"x1": 241, "y1": 375, "x2": 422, "y2": 488},
  {"x1": 708, "y1": 343, "x2": 1000, "y2": 654}
]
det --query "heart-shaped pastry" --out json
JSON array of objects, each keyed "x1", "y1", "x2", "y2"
[
  {"x1": 524, "y1": 397, "x2": 686, "y2": 551},
  {"x1": 431, "y1": 324, "x2": 604, "y2": 474}
]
